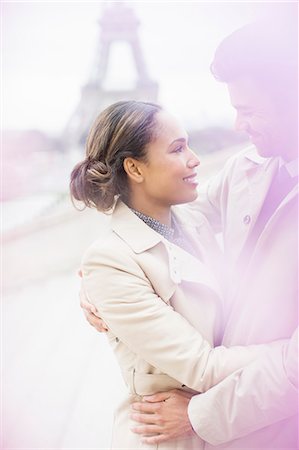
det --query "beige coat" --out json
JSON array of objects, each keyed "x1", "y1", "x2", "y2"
[
  {"x1": 81, "y1": 199, "x2": 280, "y2": 450},
  {"x1": 188, "y1": 146, "x2": 298, "y2": 449}
]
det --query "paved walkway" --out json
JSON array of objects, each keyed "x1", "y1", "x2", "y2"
[{"x1": 3, "y1": 271, "x2": 127, "y2": 449}]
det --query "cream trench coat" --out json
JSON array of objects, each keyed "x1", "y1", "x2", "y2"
[
  {"x1": 82, "y1": 199, "x2": 281, "y2": 450},
  {"x1": 188, "y1": 146, "x2": 298, "y2": 449}
]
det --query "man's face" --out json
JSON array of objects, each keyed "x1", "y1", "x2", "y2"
[{"x1": 227, "y1": 76, "x2": 296, "y2": 160}]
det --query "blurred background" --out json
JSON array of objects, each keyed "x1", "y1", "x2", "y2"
[{"x1": 1, "y1": 1, "x2": 295, "y2": 448}]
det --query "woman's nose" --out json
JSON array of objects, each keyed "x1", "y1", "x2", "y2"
[{"x1": 187, "y1": 149, "x2": 200, "y2": 168}]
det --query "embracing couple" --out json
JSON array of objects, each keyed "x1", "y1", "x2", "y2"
[{"x1": 70, "y1": 19, "x2": 298, "y2": 450}]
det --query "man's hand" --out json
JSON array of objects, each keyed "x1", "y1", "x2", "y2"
[
  {"x1": 130, "y1": 389, "x2": 194, "y2": 444},
  {"x1": 78, "y1": 270, "x2": 109, "y2": 332}
]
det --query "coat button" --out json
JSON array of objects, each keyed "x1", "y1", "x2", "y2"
[
  {"x1": 115, "y1": 337, "x2": 119, "y2": 343},
  {"x1": 243, "y1": 214, "x2": 251, "y2": 225}
]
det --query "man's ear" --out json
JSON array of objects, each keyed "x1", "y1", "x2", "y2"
[{"x1": 123, "y1": 158, "x2": 144, "y2": 183}]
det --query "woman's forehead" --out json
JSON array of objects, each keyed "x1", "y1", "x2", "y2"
[{"x1": 154, "y1": 110, "x2": 188, "y2": 142}]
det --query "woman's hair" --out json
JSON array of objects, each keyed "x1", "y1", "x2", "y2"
[{"x1": 70, "y1": 100, "x2": 162, "y2": 211}]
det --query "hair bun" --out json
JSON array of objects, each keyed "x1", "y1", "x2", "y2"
[
  {"x1": 70, "y1": 158, "x2": 115, "y2": 211},
  {"x1": 86, "y1": 160, "x2": 112, "y2": 181}
]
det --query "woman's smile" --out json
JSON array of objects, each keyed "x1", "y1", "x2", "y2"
[{"x1": 183, "y1": 173, "x2": 199, "y2": 186}]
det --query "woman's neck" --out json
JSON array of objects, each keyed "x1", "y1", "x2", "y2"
[{"x1": 126, "y1": 195, "x2": 171, "y2": 227}]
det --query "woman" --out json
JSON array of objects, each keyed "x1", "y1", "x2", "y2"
[{"x1": 70, "y1": 101, "x2": 276, "y2": 449}]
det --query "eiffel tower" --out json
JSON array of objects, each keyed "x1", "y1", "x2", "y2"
[{"x1": 64, "y1": 2, "x2": 159, "y2": 151}]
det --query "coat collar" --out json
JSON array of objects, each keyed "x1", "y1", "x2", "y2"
[
  {"x1": 111, "y1": 200, "x2": 222, "y2": 296},
  {"x1": 111, "y1": 199, "x2": 164, "y2": 254},
  {"x1": 243, "y1": 144, "x2": 267, "y2": 165},
  {"x1": 244, "y1": 152, "x2": 298, "y2": 221},
  {"x1": 111, "y1": 199, "x2": 212, "y2": 258}
]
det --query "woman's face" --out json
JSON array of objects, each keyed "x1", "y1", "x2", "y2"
[{"x1": 138, "y1": 110, "x2": 200, "y2": 207}]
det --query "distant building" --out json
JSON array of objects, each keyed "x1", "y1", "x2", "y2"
[{"x1": 63, "y1": 2, "x2": 159, "y2": 152}]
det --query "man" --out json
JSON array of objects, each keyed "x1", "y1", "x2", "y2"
[{"x1": 82, "y1": 18, "x2": 298, "y2": 449}]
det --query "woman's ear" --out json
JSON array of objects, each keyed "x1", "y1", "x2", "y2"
[{"x1": 123, "y1": 158, "x2": 144, "y2": 183}]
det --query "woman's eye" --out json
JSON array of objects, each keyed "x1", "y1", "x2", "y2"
[{"x1": 173, "y1": 146, "x2": 183, "y2": 153}]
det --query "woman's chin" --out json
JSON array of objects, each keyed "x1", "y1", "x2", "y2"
[
  {"x1": 174, "y1": 191, "x2": 199, "y2": 205},
  {"x1": 188, "y1": 190, "x2": 199, "y2": 202}
]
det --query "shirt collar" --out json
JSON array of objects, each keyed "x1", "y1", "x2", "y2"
[
  {"x1": 244, "y1": 145, "x2": 298, "y2": 178},
  {"x1": 243, "y1": 145, "x2": 267, "y2": 164}
]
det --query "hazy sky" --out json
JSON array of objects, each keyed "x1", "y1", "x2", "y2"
[{"x1": 2, "y1": 1, "x2": 294, "y2": 135}]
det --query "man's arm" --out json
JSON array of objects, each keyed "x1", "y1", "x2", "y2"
[
  {"x1": 131, "y1": 329, "x2": 298, "y2": 445},
  {"x1": 188, "y1": 328, "x2": 298, "y2": 445}
]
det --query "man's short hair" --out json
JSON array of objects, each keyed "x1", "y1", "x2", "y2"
[{"x1": 210, "y1": 19, "x2": 298, "y2": 98}]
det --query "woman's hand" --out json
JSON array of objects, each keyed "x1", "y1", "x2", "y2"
[
  {"x1": 78, "y1": 270, "x2": 109, "y2": 332},
  {"x1": 130, "y1": 389, "x2": 194, "y2": 444}
]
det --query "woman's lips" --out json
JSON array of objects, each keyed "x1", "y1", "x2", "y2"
[{"x1": 183, "y1": 174, "x2": 198, "y2": 184}]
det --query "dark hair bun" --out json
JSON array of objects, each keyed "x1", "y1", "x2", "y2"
[
  {"x1": 87, "y1": 160, "x2": 112, "y2": 181},
  {"x1": 70, "y1": 159, "x2": 115, "y2": 211}
]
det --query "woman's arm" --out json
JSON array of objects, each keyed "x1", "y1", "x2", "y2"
[{"x1": 82, "y1": 243, "x2": 282, "y2": 393}]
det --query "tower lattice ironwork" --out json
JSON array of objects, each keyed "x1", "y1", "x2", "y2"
[{"x1": 64, "y1": 2, "x2": 159, "y2": 151}]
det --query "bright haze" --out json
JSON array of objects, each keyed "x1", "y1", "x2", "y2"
[{"x1": 2, "y1": 1, "x2": 291, "y2": 135}]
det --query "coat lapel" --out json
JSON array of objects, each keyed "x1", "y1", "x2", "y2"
[
  {"x1": 111, "y1": 199, "x2": 162, "y2": 253},
  {"x1": 111, "y1": 200, "x2": 221, "y2": 301},
  {"x1": 111, "y1": 199, "x2": 176, "y2": 302},
  {"x1": 254, "y1": 183, "x2": 298, "y2": 250},
  {"x1": 245, "y1": 157, "x2": 279, "y2": 228}
]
